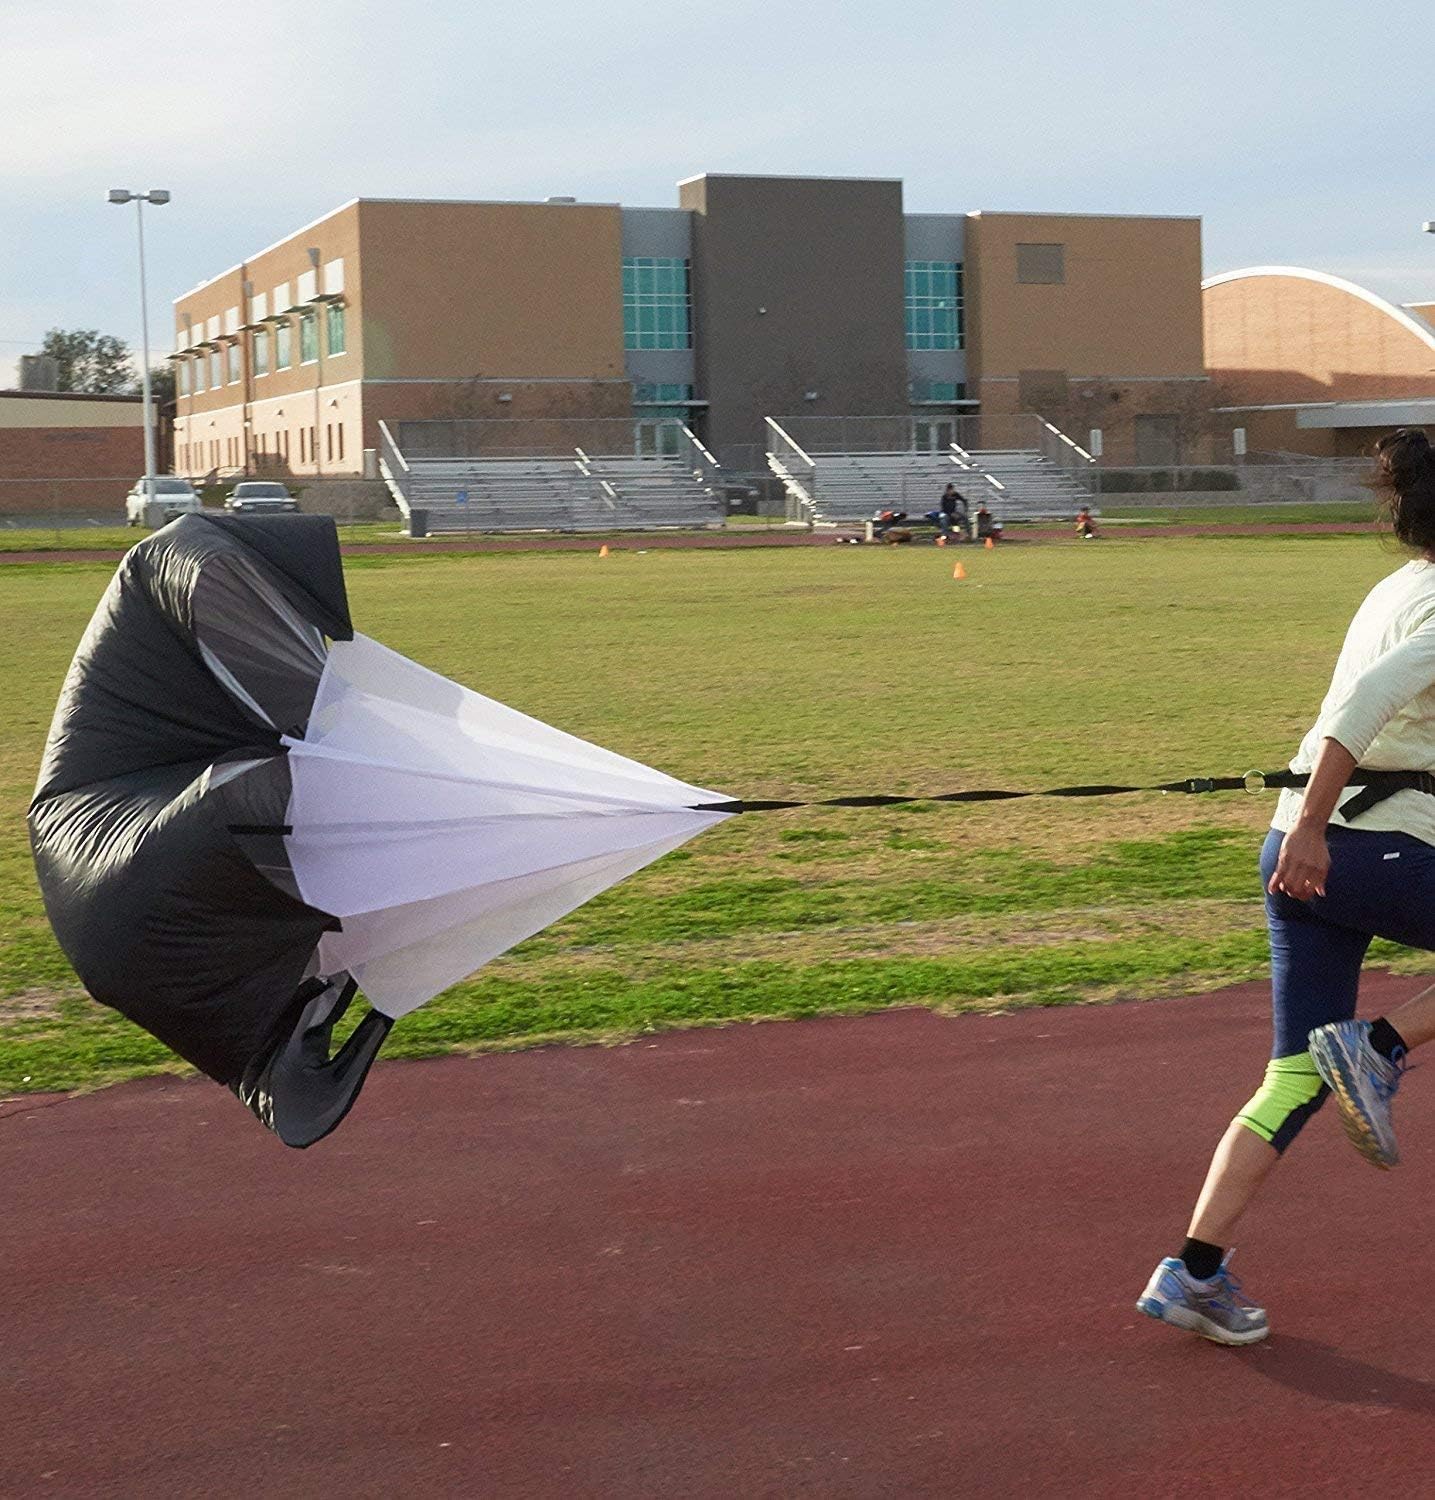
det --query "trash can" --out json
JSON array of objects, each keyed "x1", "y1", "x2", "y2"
[{"x1": 408, "y1": 509, "x2": 428, "y2": 538}]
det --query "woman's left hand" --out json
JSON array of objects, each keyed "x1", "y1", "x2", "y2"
[{"x1": 1268, "y1": 823, "x2": 1330, "y2": 902}]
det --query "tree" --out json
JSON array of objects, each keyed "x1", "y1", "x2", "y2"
[
  {"x1": 144, "y1": 364, "x2": 176, "y2": 405},
  {"x1": 39, "y1": 328, "x2": 135, "y2": 394}
]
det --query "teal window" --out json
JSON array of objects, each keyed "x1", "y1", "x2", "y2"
[
  {"x1": 623, "y1": 257, "x2": 692, "y2": 350},
  {"x1": 326, "y1": 303, "x2": 347, "y2": 356},
  {"x1": 226, "y1": 343, "x2": 241, "y2": 384},
  {"x1": 905, "y1": 261, "x2": 963, "y2": 350},
  {"x1": 909, "y1": 379, "x2": 966, "y2": 404},
  {"x1": 253, "y1": 329, "x2": 269, "y2": 376},
  {"x1": 194, "y1": 356, "x2": 207, "y2": 394},
  {"x1": 177, "y1": 361, "x2": 190, "y2": 396},
  {"x1": 209, "y1": 351, "x2": 222, "y2": 389},
  {"x1": 633, "y1": 382, "x2": 695, "y2": 405},
  {"x1": 299, "y1": 311, "x2": 319, "y2": 364},
  {"x1": 275, "y1": 320, "x2": 292, "y2": 370}
]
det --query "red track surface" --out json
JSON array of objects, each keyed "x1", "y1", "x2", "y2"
[
  {"x1": 7, "y1": 976, "x2": 1435, "y2": 1497},
  {"x1": 0, "y1": 520, "x2": 1384, "y2": 566}
]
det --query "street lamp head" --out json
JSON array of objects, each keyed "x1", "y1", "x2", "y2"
[
  {"x1": 107, "y1": 189, "x2": 133, "y2": 204},
  {"x1": 1423, "y1": 221, "x2": 1435, "y2": 235},
  {"x1": 146, "y1": 190, "x2": 171, "y2": 205}
]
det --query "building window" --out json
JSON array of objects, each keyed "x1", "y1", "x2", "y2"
[
  {"x1": 300, "y1": 311, "x2": 319, "y2": 364},
  {"x1": 209, "y1": 351, "x2": 222, "y2": 389},
  {"x1": 633, "y1": 382, "x2": 695, "y2": 405},
  {"x1": 177, "y1": 361, "x2": 190, "y2": 396},
  {"x1": 226, "y1": 343, "x2": 241, "y2": 384},
  {"x1": 622, "y1": 257, "x2": 692, "y2": 350},
  {"x1": 194, "y1": 357, "x2": 207, "y2": 394},
  {"x1": 326, "y1": 303, "x2": 347, "y2": 357},
  {"x1": 275, "y1": 320, "x2": 292, "y2": 370},
  {"x1": 1016, "y1": 243, "x2": 1065, "y2": 285},
  {"x1": 905, "y1": 262, "x2": 963, "y2": 350},
  {"x1": 253, "y1": 330, "x2": 269, "y2": 377}
]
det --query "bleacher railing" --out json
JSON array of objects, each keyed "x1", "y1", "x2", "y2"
[
  {"x1": 764, "y1": 418, "x2": 818, "y2": 526},
  {"x1": 377, "y1": 421, "x2": 413, "y2": 517}
]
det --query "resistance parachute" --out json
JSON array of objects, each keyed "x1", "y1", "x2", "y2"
[{"x1": 28, "y1": 515, "x2": 731, "y2": 1145}]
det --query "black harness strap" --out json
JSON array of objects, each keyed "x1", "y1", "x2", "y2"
[
  {"x1": 225, "y1": 769, "x2": 1435, "y2": 830},
  {"x1": 699, "y1": 767, "x2": 1435, "y2": 817}
]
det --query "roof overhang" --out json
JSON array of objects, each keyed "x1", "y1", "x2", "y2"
[{"x1": 1297, "y1": 398, "x2": 1435, "y2": 430}]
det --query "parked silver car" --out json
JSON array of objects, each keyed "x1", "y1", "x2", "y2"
[
  {"x1": 125, "y1": 477, "x2": 201, "y2": 527},
  {"x1": 226, "y1": 481, "x2": 299, "y2": 515}
]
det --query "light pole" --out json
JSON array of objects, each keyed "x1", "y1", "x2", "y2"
[{"x1": 107, "y1": 188, "x2": 170, "y2": 509}]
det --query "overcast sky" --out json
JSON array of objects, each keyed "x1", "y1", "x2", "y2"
[{"x1": 5, "y1": 0, "x2": 1433, "y2": 380}]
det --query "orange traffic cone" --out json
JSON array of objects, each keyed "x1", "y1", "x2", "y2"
[
  {"x1": 953, "y1": 561, "x2": 966, "y2": 580},
  {"x1": 984, "y1": 536, "x2": 994, "y2": 550},
  {"x1": 599, "y1": 544, "x2": 610, "y2": 558}
]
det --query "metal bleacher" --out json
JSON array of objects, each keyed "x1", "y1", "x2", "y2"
[
  {"x1": 378, "y1": 423, "x2": 724, "y2": 534},
  {"x1": 765, "y1": 416, "x2": 1098, "y2": 527}
]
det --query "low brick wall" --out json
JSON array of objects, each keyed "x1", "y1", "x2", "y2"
[
  {"x1": 0, "y1": 427, "x2": 143, "y2": 515},
  {"x1": 291, "y1": 479, "x2": 399, "y2": 522}
]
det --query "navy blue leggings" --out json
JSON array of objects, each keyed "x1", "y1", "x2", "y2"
[{"x1": 1261, "y1": 824, "x2": 1435, "y2": 1057}]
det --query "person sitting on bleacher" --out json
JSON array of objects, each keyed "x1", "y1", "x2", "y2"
[{"x1": 938, "y1": 483, "x2": 971, "y2": 541}]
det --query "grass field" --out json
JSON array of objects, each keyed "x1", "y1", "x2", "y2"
[
  {"x1": 3, "y1": 533, "x2": 1429, "y2": 1094},
  {"x1": 0, "y1": 519, "x2": 406, "y2": 552}
]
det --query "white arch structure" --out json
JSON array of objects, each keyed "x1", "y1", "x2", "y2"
[{"x1": 1202, "y1": 265, "x2": 1435, "y2": 354}]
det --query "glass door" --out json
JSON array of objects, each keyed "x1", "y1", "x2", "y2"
[
  {"x1": 635, "y1": 419, "x2": 683, "y2": 457},
  {"x1": 913, "y1": 417, "x2": 958, "y2": 452}
]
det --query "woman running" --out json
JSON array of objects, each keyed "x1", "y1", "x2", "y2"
[{"x1": 1138, "y1": 429, "x2": 1435, "y2": 1345}]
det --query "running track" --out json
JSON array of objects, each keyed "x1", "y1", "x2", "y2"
[
  {"x1": 6, "y1": 975, "x2": 1435, "y2": 1497},
  {"x1": 0, "y1": 520, "x2": 1385, "y2": 566}
]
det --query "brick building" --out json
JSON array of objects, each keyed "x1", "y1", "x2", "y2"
[
  {"x1": 169, "y1": 174, "x2": 1208, "y2": 477},
  {"x1": 0, "y1": 391, "x2": 144, "y2": 516}
]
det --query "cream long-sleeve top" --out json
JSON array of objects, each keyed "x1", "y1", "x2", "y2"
[{"x1": 1274, "y1": 558, "x2": 1435, "y2": 844}]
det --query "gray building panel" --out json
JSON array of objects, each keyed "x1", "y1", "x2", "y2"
[
  {"x1": 904, "y1": 214, "x2": 968, "y2": 397},
  {"x1": 679, "y1": 174, "x2": 908, "y2": 455},
  {"x1": 620, "y1": 208, "x2": 697, "y2": 395}
]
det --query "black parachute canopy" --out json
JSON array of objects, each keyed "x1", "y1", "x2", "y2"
[{"x1": 27, "y1": 514, "x2": 384, "y2": 1143}]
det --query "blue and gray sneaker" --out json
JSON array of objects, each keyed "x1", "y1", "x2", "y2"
[
  {"x1": 1308, "y1": 1019, "x2": 1406, "y2": 1170},
  {"x1": 1136, "y1": 1255, "x2": 1269, "y2": 1346}
]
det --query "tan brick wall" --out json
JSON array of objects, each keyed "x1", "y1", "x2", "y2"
[
  {"x1": 967, "y1": 212, "x2": 1205, "y2": 383},
  {"x1": 1204, "y1": 271, "x2": 1435, "y2": 405},
  {"x1": 356, "y1": 200, "x2": 625, "y2": 381},
  {"x1": 360, "y1": 379, "x2": 633, "y2": 456}
]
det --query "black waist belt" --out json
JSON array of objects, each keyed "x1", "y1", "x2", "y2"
[{"x1": 1334, "y1": 769, "x2": 1435, "y2": 821}]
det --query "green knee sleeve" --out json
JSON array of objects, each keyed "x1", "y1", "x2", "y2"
[{"x1": 1235, "y1": 1052, "x2": 1328, "y2": 1154}]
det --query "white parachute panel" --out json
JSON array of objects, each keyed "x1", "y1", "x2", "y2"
[{"x1": 283, "y1": 635, "x2": 731, "y2": 1018}]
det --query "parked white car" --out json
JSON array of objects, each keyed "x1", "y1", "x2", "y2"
[
  {"x1": 225, "y1": 481, "x2": 299, "y2": 514},
  {"x1": 125, "y1": 477, "x2": 202, "y2": 527}
]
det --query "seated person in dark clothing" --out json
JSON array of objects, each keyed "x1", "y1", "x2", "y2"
[{"x1": 939, "y1": 483, "x2": 971, "y2": 540}]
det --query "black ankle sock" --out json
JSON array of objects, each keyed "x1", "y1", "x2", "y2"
[
  {"x1": 1179, "y1": 1237, "x2": 1225, "y2": 1281},
  {"x1": 1369, "y1": 1017, "x2": 1409, "y2": 1062}
]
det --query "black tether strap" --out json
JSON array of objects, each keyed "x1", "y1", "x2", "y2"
[
  {"x1": 700, "y1": 768, "x2": 1435, "y2": 817},
  {"x1": 226, "y1": 768, "x2": 1435, "y2": 834}
]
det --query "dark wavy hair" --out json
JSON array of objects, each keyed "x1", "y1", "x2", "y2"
[{"x1": 1372, "y1": 429, "x2": 1435, "y2": 552}]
